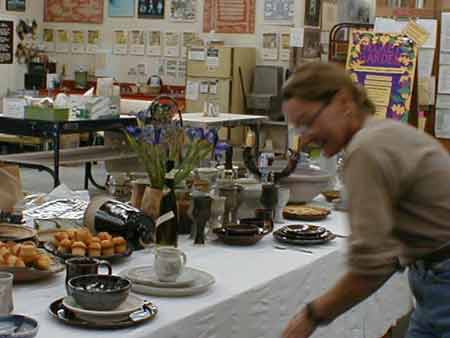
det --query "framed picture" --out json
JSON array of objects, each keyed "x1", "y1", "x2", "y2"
[
  {"x1": 109, "y1": 0, "x2": 135, "y2": 17},
  {"x1": 138, "y1": 0, "x2": 165, "y2": 19},
  {"x1": 304, "y1": 0, "x2": 321, "y2": 27},
  {"x1": 6, "y1": 0, "x2": 25, "y2": 11}
]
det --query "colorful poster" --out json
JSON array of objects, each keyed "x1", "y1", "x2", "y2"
[
  {"x1": 86, "y1": 30, "x2": 101, "y2": 54},
  {"x1": 147, "y1": 31, "x2": 162, "y2": 56},
  {"x1": 264, "y1": 0, "x2": 294, "y2": 24},
  {"x1": 138, "y1": 0, "x2": 165, "y2": 19},
  {"x1": 346, "y1": 31, "x2": 418, "y2": 121},
  {"x1": 0, "y1": 21, "x2": 13, "y2": 64},
  {"x1": 45, "y1": 0, "x2": 104, "y2": 24},
  {"x1": 43, "y1": 28, "x2": 55, "y2": 52},
  {"x1": 262, "y1": 33, "x2": 279, "y2": 61},
  {"x1": 129, "y1": 30, "x2": 145, "y2": 55},
  {"x1": 170, "y1": 0, "x2": 197, "y2": 22},
  {"x1": 164, "y1": 32, "x2": 180, "y2": 57},
  {"x1": 113, "y1": 30, "x2": 128, "y2": 55},
  {"x1": 182, "y1": 32, "x2": 203, "y2": 56},
  {"x1": 109, "y1": 0, "x2": 135, "y2": 17},
  {"x1": 204, "y1": 0, "x2": 255, "y2": 34},
  {"x1": 71, "y1": 30, "x2": 85, "y2": 54},
  {"x1": 280, "y1": 32, "x2": 291, "y2": 61},
  {"x1": 55, "y1": 29, "x2": 70, "y2": 53}
]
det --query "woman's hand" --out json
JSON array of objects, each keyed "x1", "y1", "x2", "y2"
[{"x1": 282, "y1": 308, "x2": 317, "y2": 338}]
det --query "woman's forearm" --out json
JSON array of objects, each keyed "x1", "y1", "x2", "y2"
[{"x1": 312, "y1": 271, "x2": 393, "y2": 323}]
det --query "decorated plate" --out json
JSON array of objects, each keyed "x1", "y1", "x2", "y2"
[
  {"x1": 273, "y1": 229, "x2": 336, "y2": 245},
  {"x1": 0, "y1": 224, "x2": 37, "y2": 242}
]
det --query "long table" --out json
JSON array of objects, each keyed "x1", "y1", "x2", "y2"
[{"x1": 14, "y1": 207, "x2": 412, "y2": 338}]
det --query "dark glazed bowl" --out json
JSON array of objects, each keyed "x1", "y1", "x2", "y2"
[
  {"x1": 67, "y1": 274, "x2": 131, "y2": 311},
  {"x1": 213, "y1": 224, "x2": 270, "y2": 246}
]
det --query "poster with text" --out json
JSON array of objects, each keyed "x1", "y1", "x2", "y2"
[
  {"x1": 6, "y1": 0, "x2": 25, "y2": 11},
  {"x1": 138, "y1": 0, "x2": 164, "y2": 19},
  {"x1": 129, "y1": 30, "x2": 145, "y2": 55},
  {"x1": 346, "y1": 31, "x2": 418, "y2": 121},
  {"x1": 305, "y1": 0, "x2": 321, "y2": 27},
  {"x1": 109, "y1": 0, "x2": 135, "y2": 17},
  {"x1": 264, "y1": 0, "x2": 294, "y2": 25},
  {"x1": 71, "y1": 30, "x2": 86, "y2": 54},
  {"x1": 55, "y1": 29, "x2": 70, "y2": 53},
  {"x1": 113, "y1": 30, "x2": 128, "y2": 55},
  {"x1": 204, "y1": 0, "x2": 255, "y2": 33},
  {"x1": 164, "y1": 32, "x2": 180, "y2": 57},
  {"x1": 86, "y1": 30, "x2": 102, "y2": 54},
  {"x1": 170, "y1": 0, "x2": 197, "y2": 22},
  {"x1": 147, "y1": 31, "x2": 162, "y2": 56},
  {"x1": 43, "y1": 28, "x2": 55, "y2": 52}
]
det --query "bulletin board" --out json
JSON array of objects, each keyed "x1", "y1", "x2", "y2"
[{"x1": 44, "y1": 0, "x2": 104, "y2": 24}]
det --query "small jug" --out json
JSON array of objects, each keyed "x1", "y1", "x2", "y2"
[{"x1": 154, "y1": 247, "x2": 187, "y2": 282}]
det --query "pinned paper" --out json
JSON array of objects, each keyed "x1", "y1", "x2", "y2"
[
  {"x1": 290, "y1": 28, "x2": 304, "y2": 48},
  {"x1": 403, "y1": 20, "x2": 430, "y2": 48},
  {"x1": 186, "y1": 80, "x2": 199, "y2": 101},
  {"x1": 209, "y1": 80, "x2": 218, "y2": 95},
  {"x1": 199, "y1": 81, "x2": 209, "y2": 94}
]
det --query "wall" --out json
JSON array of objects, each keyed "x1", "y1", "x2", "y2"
[
  {"x1": 42, "y1": 0, "x2": 306, "y2": 85},
  {"x1": 0, "y1": 0, "x2": 44, "y2": 96}
]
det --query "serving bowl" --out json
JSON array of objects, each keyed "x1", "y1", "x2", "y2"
[
  {"x1": 213, "y1": 224, "x2": 270, "y2": 246},
  {"x1": 0, "y1": 315, "x2": 38, "y2": 338},
  {"x1": 67, "y1": 274, "x2": 131, "y2": 311}
]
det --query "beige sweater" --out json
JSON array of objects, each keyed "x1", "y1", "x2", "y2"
[{"x1": 344, "y1": 117, "x2": 450, "y2": 276}]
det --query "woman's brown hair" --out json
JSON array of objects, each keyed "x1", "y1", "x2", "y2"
[{"x1": 282, "y1": 62, "x2": 375, "y2": 115}]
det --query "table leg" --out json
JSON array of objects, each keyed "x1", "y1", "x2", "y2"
[{"x1": 52, "y1": 125, "x2": 61, "y2": 188}]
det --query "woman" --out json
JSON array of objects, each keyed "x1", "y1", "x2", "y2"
[{"x1": 281, "y1": 62, "x2": 450, "y2": 338}]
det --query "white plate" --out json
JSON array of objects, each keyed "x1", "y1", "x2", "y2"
[
  {"x1": 121, "y1": 267, "x2": 215, "y2": 297},
  {"x1": 125, "y1": 265, "x2": 195, "y2": 288},
  {"x1": 62, "y1": 294, "x2": 147, "y2": 322}
]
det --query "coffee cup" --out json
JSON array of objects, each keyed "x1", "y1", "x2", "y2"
[
  {"x1": 154, "y1": 247, "x2": 187, "y2": 282},
  {"x1": 0, "y1": 272, "x2": 13, "y2": 315},
  {"x1": 65, "y1": 257, "x2": 112, "y2": 287}
]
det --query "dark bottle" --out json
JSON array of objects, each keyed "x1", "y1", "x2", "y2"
[
  {"x1": 87, "y1": 198, "x2": 155, "y2": 251},
  {"x1": 225, "y1": 145, "x2": 233, "y2": 170},
  {"x1": 156, "y1": 177, "x2": 178, "y2": 247}
]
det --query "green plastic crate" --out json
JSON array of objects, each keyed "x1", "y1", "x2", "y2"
[{"x1": 25, "y1": 106, "x2": 70, "y2": 121}]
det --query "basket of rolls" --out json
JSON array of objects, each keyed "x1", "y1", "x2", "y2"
[
  {"x1": 0, "y1": 241, "x2": 64, "y2": 282},
  {"x1": 43, "y1": 228, "x2": 131, "y2": 262}
]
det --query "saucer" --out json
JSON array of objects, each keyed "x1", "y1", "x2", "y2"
[
  {"x1": 125, "y1": 266, "x2": 195, "y2": 288},
  {"x1": 274, "y1": 229, "x2": 336, "y2": 245},
  {"x1": 121, "y1": 266, "x2": 215, "y2": 297},
  {"x1": 49, "y1": 298, "x2": 157, "y2": 329},
  {"x1": 0, "y1": 314, "x2": 39, "y2": 338},
  {"x1": 63, "y1": 294, "x2": 147, "y2": 323}
]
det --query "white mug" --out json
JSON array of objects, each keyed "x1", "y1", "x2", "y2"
[
  {"x1": 0, "y1": 272, "x2": 13, "y2": 315},
  {"x1": 154, "y1": 247, "x2": 187, "y2": 282}
]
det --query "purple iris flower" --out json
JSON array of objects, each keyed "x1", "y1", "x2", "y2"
[
  {"x1": 205, "y1": 129, "x2": 218, "y2": 145},
  {"x1": 127, "y1": 126, "x2": 142, "y2": 138}
]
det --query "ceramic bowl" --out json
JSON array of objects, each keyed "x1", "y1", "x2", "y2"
[
  {"x1": 279, "y1": 167, "x2": 331, "y2": 203},
  {"x1": 67, "y1": 274, "x2": 131, "y2": 311},
  {"x1": 0, "y1": 315, "x2": 39, "y2": 338},
  {"x1": 238, "y1": 218, "x2": 265, "y2": 229},
  {"x1": 223, "y1": 224, "x2": 260, "y2": 236}
]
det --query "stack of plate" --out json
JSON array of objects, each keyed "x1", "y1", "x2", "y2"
[
  {"x1": 121, "y1": 265, "x2": 215, "y2": 297},
  {"x1": 49, "y1": 294, "x2": 157, "y2": 329},
  {"x1": 273, "y1": 224, "x2": 336, "y2": 245}
]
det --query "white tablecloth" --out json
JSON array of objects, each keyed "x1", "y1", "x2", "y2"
[{"x1": 15, "y1": 209, "x2": 412, "y2": 338}]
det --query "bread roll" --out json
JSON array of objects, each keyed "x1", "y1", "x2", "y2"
[
  {"x1": 72, "y1": 241, "x2": 87, "y2": 256},
  {"x1": 19, "y1": 244, "x2": 38, "y2": 265},
  {"x1": 100, "y1": 239, "x2": 114, "y2": 256},
  {"x1": 112, "y1": 237, "x2": 127, "y2": 254},
  {"x1": 58, "y1": 238, "x2": 73, "y2": 254},
  {"x1": 0, "y1": 254, "x2": 5, "y2": 266},
  {"x1": 4, "y1": 254, "x2": 17, "y2": 267},
  {"x1": 35, "y1": 255, "x2": 51, "y2": 270},
  {"x1": 0, "y1": 244, "x2": 9, "y2": 256},
  {"x1": 98, "y1": 232, "x2": 112, "y2": 241},
  {"x1": 88, "y1": 242, "x2": 101, "y2": 257},
  {"x1": 15, "y1": 257, "x2": 26, "y2": 268}
]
